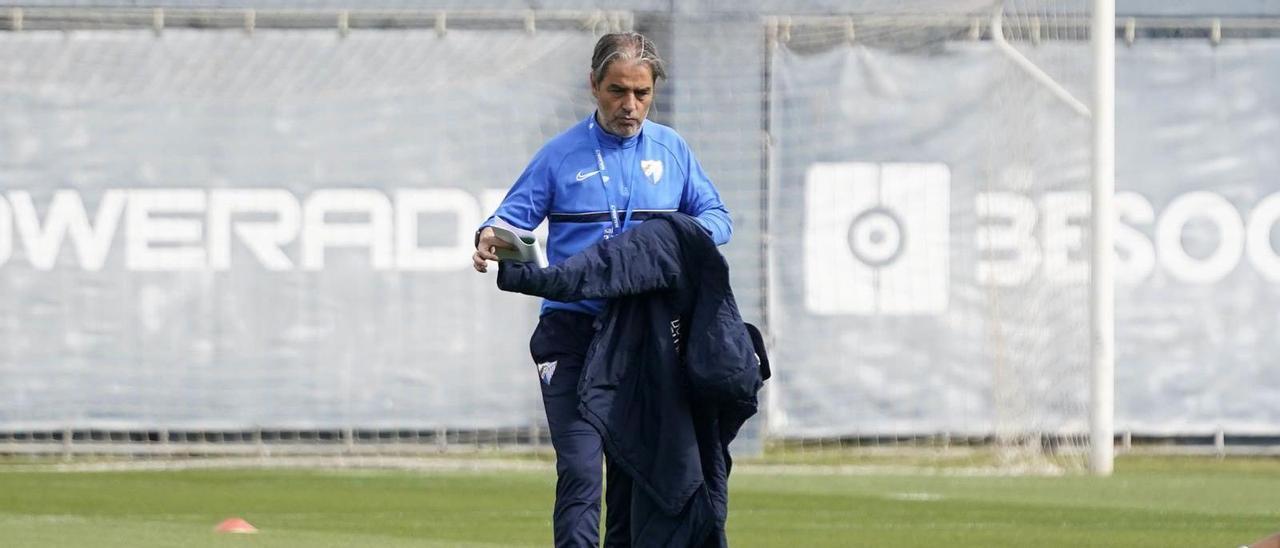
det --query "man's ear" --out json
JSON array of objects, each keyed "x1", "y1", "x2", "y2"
[{"x1": 587, "y1": 71, "x2": 598, "y2": 97}]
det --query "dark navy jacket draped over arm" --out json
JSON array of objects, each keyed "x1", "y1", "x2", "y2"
[{"x1": 497, "y1": 213, "x2": 766, "y2": 547}]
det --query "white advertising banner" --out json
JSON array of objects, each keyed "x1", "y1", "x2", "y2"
[
  {"x1": 0, "y1": 29, "x2": 596, "y2": 430},
  {"x1": 770, "y1": 40, "x2": 1280, "y2": 436}
]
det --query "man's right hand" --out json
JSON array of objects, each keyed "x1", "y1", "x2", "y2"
[{"x1": 472, "y1": 226, "x2": 515, "y2": 273}]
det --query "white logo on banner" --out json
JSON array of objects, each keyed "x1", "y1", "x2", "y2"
[
  {"x1": 641, "y1": 160, "x2": 663, "y2": 184},
  {"x1": 804, "y1": 162, "x2": 951, "y2": 315}
]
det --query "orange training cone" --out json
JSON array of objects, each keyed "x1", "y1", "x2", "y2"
[{"x1": 214, "y1": 517, "x2": 258, "y2": 534}]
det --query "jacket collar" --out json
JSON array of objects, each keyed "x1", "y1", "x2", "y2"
[{"x1": 589, "y1": 112, "x2": 643, "y2": 150}]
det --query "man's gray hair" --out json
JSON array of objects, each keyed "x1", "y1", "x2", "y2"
[{"x1": 590, "y1": 32, "x2": 667, "y2": 84}]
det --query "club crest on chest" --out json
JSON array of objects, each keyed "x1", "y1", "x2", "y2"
[{"x1": 641, "y1": 160, "x2": 663, "y2": 184}]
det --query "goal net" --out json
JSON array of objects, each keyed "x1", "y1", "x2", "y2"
[{"x1": 764, "y1": 0, "x2": 1098, "y2": 472}]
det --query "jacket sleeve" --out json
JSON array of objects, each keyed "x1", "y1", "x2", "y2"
[
  {"x1": 496, "y1": 219, "x2": 683, "y2": 302},
  {"x1": 476, "y1": 146, "x2": 555, "y2": 243},
  {"x1": 677, "y1": 138, "x2": 732, "y2": 246}
]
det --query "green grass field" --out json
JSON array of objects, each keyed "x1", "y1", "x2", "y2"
[{"x1": 1, "y1": 455, "x2": 1277, "y2": 547}]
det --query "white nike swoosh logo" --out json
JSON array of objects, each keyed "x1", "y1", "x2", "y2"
[{"x1": 575, "y1": 169, "x2": 601, "y2": 182}]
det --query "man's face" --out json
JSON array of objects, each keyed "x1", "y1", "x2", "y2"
[{"x1": 590, "y1": 60, "x2": 655, "y2": 138}]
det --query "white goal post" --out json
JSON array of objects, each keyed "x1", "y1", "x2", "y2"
[
  {"x1": 992, "y1": 0, "x2": 1115, "y2": 476},
  {"x1": 1089, "y1": 0, "x2": 1116, "y2": 477}
]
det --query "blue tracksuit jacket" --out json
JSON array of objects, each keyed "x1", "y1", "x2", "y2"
[
  {"x1": 497, "y1": 213, "x2": 768, "y2": 547},
  {"x1": 480, "y1": 113, "x2": 732, "y2": 316}
]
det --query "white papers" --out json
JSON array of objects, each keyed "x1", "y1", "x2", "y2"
[{"x1": 490, "y1": 222, "x2": 548, "y2": 268}]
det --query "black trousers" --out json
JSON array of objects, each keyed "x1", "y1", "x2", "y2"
[{"x1": 530, "y1": 309, "x2": 633, "y2": 548}]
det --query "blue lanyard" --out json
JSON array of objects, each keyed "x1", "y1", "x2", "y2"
[{"x1": 587, "y1": 118, "x2": 636, "y2": 236}]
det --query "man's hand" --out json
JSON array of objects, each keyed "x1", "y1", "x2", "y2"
[{"x1": 472, "y1": 226, "x2": 515, "y2": 273}]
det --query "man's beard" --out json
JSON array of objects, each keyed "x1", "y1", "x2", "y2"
[{"x1": 605, "y1": 118, "x2": 641, "y2": 137}]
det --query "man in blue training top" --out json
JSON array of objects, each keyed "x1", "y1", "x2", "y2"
[{"x1": 472, "y1": 32, "x2": 732, "y2": 548}]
